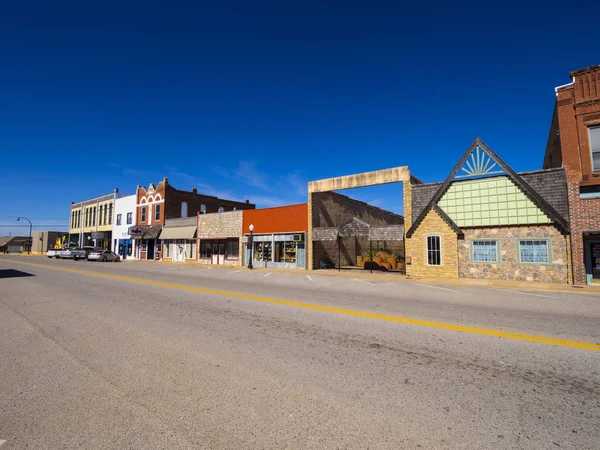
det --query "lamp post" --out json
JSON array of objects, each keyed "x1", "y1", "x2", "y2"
[
  {"x1": 17, "y1": 217, "x2": 32, "y2": 254},
  {"x1": 248, "y1": 224, "x2": 254, "y2": 269}
]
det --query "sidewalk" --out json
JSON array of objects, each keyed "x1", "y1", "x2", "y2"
[{"x1": 124, "y1": 257, "x2": 600, "y2": 297}]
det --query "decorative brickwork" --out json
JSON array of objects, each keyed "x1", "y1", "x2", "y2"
[
  {"x1": 543, "y1": 65, "x2": 600, "y2": 284},
  {"x1": 458, "y1": 226, "x2": 568, "y2": 283},
  {"x1": 407, "y1": 208, "x2": 458, "y2": 279}
]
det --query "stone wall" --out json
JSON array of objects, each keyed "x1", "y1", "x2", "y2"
[
  {"x1": 198, "y1": 211, "x2": 243, "y2": 239},
  {"x1": 458, "y1": 226, "x2": 568, "y2": 283},
  {"x1": 406, "y1": 208, "x2": 459, "y2": 278}
]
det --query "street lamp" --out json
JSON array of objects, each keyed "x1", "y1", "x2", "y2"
[
  {"x1": 248, "y1": 224, "x2": 254, "y2": 269},
  {"x1": 17, "y1": 217, "x2": 32, "y2": 254}
]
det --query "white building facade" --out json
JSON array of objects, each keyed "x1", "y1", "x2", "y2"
[{"x1": 112, "y1": 194, "x2": 137, "y2": 260}]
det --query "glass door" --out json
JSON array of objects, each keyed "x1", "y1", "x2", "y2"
[
  {"x1": 218, "y1": 242, "x2": 225, "y2": 264},
  {"x1": 212, "y1": 242, "x2": 219, "y2": 264}
]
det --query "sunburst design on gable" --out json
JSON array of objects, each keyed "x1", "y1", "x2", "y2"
[{"x1": 455, "y1": 145, "x2": 505, "y2": 179}]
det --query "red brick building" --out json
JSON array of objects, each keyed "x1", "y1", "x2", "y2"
[
  {"x1": 544, "y1": 64, "x2": 600, "y2": 284},
  {"x1": 130, "y1": 177, "x2": 255, "y2": 260}
]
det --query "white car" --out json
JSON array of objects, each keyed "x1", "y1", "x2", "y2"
[
  {"x1": 46, "y1": 248, "x2": 62, "y2": 258},
  {"x1": 87, "y1": 250, "x2": 121, "y2": 262}
]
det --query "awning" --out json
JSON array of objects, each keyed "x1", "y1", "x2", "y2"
[
  {"x1": 131, "y1": 225, "x2": 163, "y2": 239},
  {"x1": 159, "y1": 226, "x2": 197, "y2": 240}
]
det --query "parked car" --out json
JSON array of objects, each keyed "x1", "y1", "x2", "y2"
[
  {"x1": 59, "y1": 246, "x2": 97, "y2": 261},
  {"x1": 59, "y1": 247, "x2": 75, "y2": 259},
  {"x1": 46, "y1": 248, "x2": 61, "y2": 258},
  {"x1": 71, "y1": 246, "x2": 98, "y2": 261},
  {"x1": 87, "y1": 250, "x2": 121, "y2": 262}
]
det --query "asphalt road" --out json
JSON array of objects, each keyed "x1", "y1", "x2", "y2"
[{"x1": 1, "y1": 256, "x2": 599, "y2": 449}]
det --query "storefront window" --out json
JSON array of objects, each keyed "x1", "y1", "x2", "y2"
[
  {"x1": 284, "y1": 242, "x2": 297, "y2": 263},
  {"x1": 226, "y1": 239, "x2": 239, "y2": 259},
  {"x1": 254, "y1": 241, "x2": 271, "y2": 261},
  {"x1": 200, "y1": 240, "x2": 214, "y2": 259}
]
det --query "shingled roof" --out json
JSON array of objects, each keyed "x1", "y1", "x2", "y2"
[{"x1": 407, "y1": 138, "x2": 570, "y2": 238}]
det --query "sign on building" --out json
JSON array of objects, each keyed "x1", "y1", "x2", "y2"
[{"x1": 91, "y1": 232, "x2": 105, "y2": 239}]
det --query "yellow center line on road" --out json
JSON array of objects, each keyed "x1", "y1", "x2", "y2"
[{"x1": 7, "y1": 259, "x2": 600, "y2": 352}]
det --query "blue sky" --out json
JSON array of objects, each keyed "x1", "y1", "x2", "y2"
[{"x1": 1, "y1": 1, "x2": 598, "y2": 236}]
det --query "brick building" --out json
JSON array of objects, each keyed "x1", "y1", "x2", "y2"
[
  {"x1": 543, "y1": 64, "x2": 600, "y2": 284},
  {"x1": 130, "y1": 177, "x2": 255, "y2": 260},
  {"x1": 406, "y1": 138, "x2": 570, "y2": 282}
]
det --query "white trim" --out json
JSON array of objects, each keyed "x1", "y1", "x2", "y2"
[
  {"x1": 136, "y1": 199, "x2": 164, "y2": 206},
  {"x1": 425, "y1": 234, "x2": 443, "y2": 266},
  {"x1": 554, "y1": 80, "x2": 574, "y2": 95}
]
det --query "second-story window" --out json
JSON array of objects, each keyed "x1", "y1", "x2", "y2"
[
  {"x1": 155, "y1": 204, "x2": 161, "y2": 221},
  {"x1": 181, "y1": 202, "x2": 188, "y2": 217},
  {"x1": 93, "y1": 207, "x2": 97, "y2": 226},
  {"x1": 116, "y1": 214, "x2": 122, "y2": 226},
  {"x1": 590, "y1": 126, "x2": 600, "y2": 171},
  {"x1": 141, "y1": 207, "x2": 146, "y2": 223},
  {"x1": 108, "y1": 203, "x2": 113, "y2": 225},
  {"x1": 103, "y1": 204, "x2": 108, "y2": 225},
  {"x1": 127, "y1": 212, "x2": 132, "y2": 225}
]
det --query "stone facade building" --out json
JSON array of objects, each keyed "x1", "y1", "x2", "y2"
[
  {"x1": 406, "y1": 138, "x2": 571, "y2": 283},
  {"x1": 543, "y1": 64, "x2": 600, "y2": 284},
  {"x1": 197, "y1": 210, "x2": 244, "y2": 266}
]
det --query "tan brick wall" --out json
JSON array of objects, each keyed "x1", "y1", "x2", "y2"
[
  {"x1": 407, "y1": 209, "x2": 458, "y2": 278},
  {"x1": 198, "y1": 211, "x2": 243, "y2": 239}
]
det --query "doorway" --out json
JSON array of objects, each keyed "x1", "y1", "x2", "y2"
[
  {"x1": 147, "y1": 239, "x2": 155, "y2": 260},
  {"x1": 585, "y1": 238, "x2": 600, "y2": 284},
  {"x1": 211, "y1": 241, "x2": 225, "y2": 264}
]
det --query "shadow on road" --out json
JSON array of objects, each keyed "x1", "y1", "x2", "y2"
[{"x1": 0, "y1": 269, "x2": 35, "y2": 279}]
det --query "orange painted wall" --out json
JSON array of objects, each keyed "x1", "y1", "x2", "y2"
[{"x1": 242, "y1": 204, "x2": 308, "y2": 235}]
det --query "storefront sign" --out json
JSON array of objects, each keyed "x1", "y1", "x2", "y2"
[
  {"x1": 128, "y1": 225, "x2": 144, "y2": 236},
  {"x1": 91, "y1": 232, "x2": 105, "y2": 239}
]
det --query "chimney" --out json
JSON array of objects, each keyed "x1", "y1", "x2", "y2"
[
  {"x1": 114, "y1": 188, "x2": 119, "y2": 193},
  {"x1": 163, "y1": 177, "x2": 169, "y2": 185},
  {"x1": 245, "y1": 199, "x2": 250, "y2": 204},
  {"x1": 192, "y1": 188, "x2": 197, "y2": 194}
]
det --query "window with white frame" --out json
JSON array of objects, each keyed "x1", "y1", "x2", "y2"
[
  {"x1": 116, "y1": 214, "x2": 122, "y2": 226},
  {"x1": 426, "y1": 236, "x2": 441, "y2": 266},
  {"x1": 519, "y1": 240, "x2": 550, "y2": 263},
  {"x1": 590, "y1": 126, "x2": 600, "y2": 171},
  {"x1": 155, "y1": 204, "x2": 161, "y2": 221},
  {"x1": 141, "y1": 207, "x2": 146, "y2": 223},
  {"x1": 472, "y1": 240, "x2": 498, "y2": 263},
  {"x1": 126, "y1": 212, "x2": 133, "y2": 224}
]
